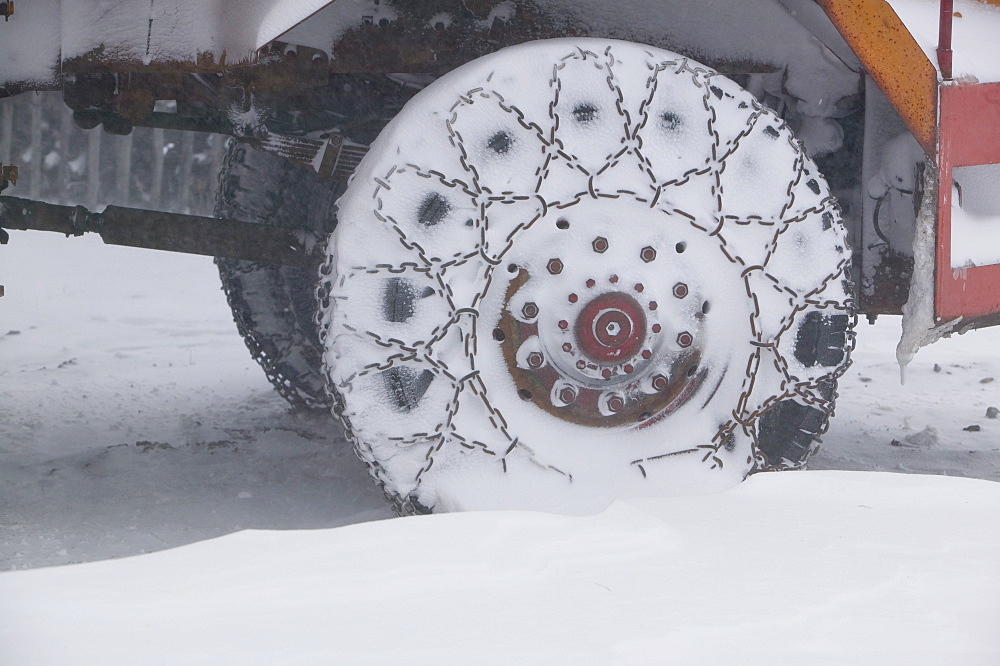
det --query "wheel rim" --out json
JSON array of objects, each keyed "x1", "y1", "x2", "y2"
[
  {"x1": 321, "y1": 39, "x2": 853, "y2": 512},
  {"x1": 493, "y1": 199, "x2": 716, "y2": 430}
]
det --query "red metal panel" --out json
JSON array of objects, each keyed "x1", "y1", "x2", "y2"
[{"x1": 935, "y1": 82, "x2": 1000, "y2": 321}]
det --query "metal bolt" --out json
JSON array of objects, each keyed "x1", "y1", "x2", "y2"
[
  {"x1": 677, "y1": 331, "x2": 693, "y2": 348},
  {"x1": 559, "y1": 386, "x2": 578, "y2": 404},
  {"x1": 673, "y1": 282, "x2": 689, "y2": 299},
  {"x1": 652, "y1": 374, "x2": 669, "y2": 391},
  {"x1": 607, "y1": 394, "x2": 625, "y2": 413},
  {"x1": 586, "y1": 279, "x2": 596, "y2": 288},
  {"x1": 641, "y1": 349, "x2": 652, "y2": 360},
  {"x1": 558, "y1": 319, "x2": 569, "y2": 330},
  {"x1": 652, "y1": 324, "x2": 662, "y2": 333},
  {"x1": 649, "y1": 301, "x2": 658, "y2": 311},
  {"x1": 568, "y1": 293, "x2": 578, "y2": 303},
  {"x1": 522, "y1": 302, "x2": 539, "y2": 319},
  {"x1": 547, "y1": 258, "x2": 564, "y2": 274},
  {"x1": 640, "y1": 246, "x2": 657, "y2": 263},
  {"x1": 601, "y1": 368, "x2": 613, "y2": 379},
  {"x1": 562, "y1": 342, "x2": 573, "y2": 352},
  {"x1": 527, "y1": 352, "x2": 544, "y2": 368},
  {"x1": 576, "y1": 360, "x2": 587, "y2": 369},
  {"x1": 624, "y1": 364, "x2": 634, "y2": 374},
  {"x1": 609, "y1": 274, "x2": 619, "y2": 284},
  {"x1": 634, "y1": 283, "x2": 644, "y2": 293},
  {"x1": 592, "y1": 237, "x2": 609, "y2": 253}
]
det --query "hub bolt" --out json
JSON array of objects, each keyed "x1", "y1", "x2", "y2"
[
  {"x1": 586, "y1": 279, "x2": 596, "y2": 288},
  {"x1": 673, "y1": 282, "x2": 689, "y2": 299},
  {"x1": 592, "y1": 237, "x2": 609, "y2": 253},
  {"x1": 607, "y1": 394, "x2": 625, "y2": 413},
  {"x1": 640, "y1": 246, "x2": 657, "y2": 263},
  {"x1": 677, "y1": 331, "x2": 693, "y2": 348},
  {"x1": 634, "y1": 283, "x2": 644, "y2": 293},
  {"x1": 547, "y1": 258, "x2": 564, "y2": 274},
  {"x1": 562, "y1": 342, "x2": 573, "y2": 352},
  {"x1": 568, "y1": 293, "x2": 578, "y2": 303},
  {"x1": 609, "y1": 274, "x2": 619, "y2": 284},
  {"x1": 527, "y1": 352, "x2": 544, "y2": 368},
  {"x1": 624, "y1": 364, "x2": 634, "y2": 374},
  {"x1": 576, "y1": 360, "x2": 587, "y2": 369},
  {"x1": 652, "y1": 374, "x2": 669, "y2": 391},
  {"x1": 558, "y1": 319, "x2": 569, "y2": 330},
  {"x1": 559, "y1": 386, "x2": 578, "y2": 404},
  {"x1": 522, "y1": 302, "x2": 539, "y2": 319}
]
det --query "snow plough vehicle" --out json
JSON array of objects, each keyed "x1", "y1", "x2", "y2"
[{"x1": 1, "y1": 0, "x2": 998, "y2": 512}]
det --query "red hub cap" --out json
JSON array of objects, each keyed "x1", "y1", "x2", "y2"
[{"x1": 576, "y1": 293, "x2": 646, "y2": 364}]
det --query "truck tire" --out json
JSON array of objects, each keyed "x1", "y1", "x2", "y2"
[
  {"x1": 215, "y1": 141, "x2": 340, "y2": 410},
  {"x1": 320, "y1": 39, "x2": 854, "y2": 513}
]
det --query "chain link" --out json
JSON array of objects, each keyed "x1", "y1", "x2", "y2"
[{"x1": 320, "y1": 43, "x2": 856, "y2": 513}]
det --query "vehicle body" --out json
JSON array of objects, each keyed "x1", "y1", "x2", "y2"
[{"x1": 1, "y1": 0, "x2": 998, "y2": 511}]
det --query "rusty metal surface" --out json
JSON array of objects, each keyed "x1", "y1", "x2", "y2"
[
  {"x1": 0, "y1": 196, "x2": 315, "y2": 266},
  {"x1": 818, "y1": 0, "x2": 938, "y2": 156},
  {"x1": 0, "y1": 164, "x2": 16, "y2": 187},
  {"x1": 935, "y1": 81, "x2": 1000, "y2": 321}
]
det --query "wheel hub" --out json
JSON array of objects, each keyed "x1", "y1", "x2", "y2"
[
  {"x1": 577, "y1": 293, "x2": 645, "y2": 364},
  {"x1": 495, "y1": 203, "x2": 711, "y2": 429}
]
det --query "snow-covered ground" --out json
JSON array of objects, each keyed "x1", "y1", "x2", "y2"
[
  {"x1": 2, "y1": 471, "x2": 999, "y2": 665},
  {"x1": 2, "y1": 231, "x2": 999, "y2": 661}
]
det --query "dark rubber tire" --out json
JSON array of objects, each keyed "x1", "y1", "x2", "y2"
[{"x1": 215, "y1": 141, "x2": 340, "y2": 410}]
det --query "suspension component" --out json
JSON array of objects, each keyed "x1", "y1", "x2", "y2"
[{"x1": 0, "y1": 196, "x2": 315, "y2": 266}]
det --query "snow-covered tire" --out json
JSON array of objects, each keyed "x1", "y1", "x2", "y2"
[
  {"x1": 320, "y1": 39, "x2": 854, "y2": 513},
  {"x1": 216, "y1": 142, "x2": 339, "y2": 410}
]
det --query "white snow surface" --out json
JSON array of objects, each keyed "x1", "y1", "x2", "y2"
[
  {"x1": 2, "y1": 471, "x2": 999, "y2": 664},
  {"x1": 0, "y1": 0, "x2": 333, "y2": 86},
  {"x1": 951, "y1": 163, "x2": 1000, "y2": 268},
  {"x1": 326, "y1": 38, "x2": 851, "y2": 512},
  {"x1": 2, "y1": 225, "x2": 1000, "y2": 660},
  {"x1": 888, "y1": 0, "x2": 1000, "y2": 83}
]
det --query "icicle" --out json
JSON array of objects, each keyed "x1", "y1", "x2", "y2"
[{"x1": 896, "y1": 162, "x2": 960, "y2": 384}]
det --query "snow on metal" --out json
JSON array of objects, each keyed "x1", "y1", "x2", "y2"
[
  {"x1": 322, "y1": 39, "x2": 852, "y2": 512},
  {"x1": 0, "y1": 0, "x2": 332, "y2": 87},
  {"x1": 889, "y1": 0, "x2": 1000, "y2": 83}
]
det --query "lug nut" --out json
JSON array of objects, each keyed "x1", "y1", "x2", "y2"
[
  {"x1": 624, "y1": 364, "x2": 634, "y2": 374},
  {"x1": 673, "y1": 282, "x2": 689, "y2": 299},
  {"x1": 568, "y1": 293, "x2": 578, "y2": 303},
  {"x1": 592, "y1": 237, "x2": 609, "y2": 253},
  {"x1": 641, "y1": 350, "x2": 652, "y2": 359},
  {"x1": 677, "y1": 331, "x2": 693, "y2": 348},
  {"x1": 576, "y1": 360, "x2": 587, "y2": 369},
  {"x1": 527, "y1": 352, "x2": 544, "y2": 368},
  {"x1": 609, "y1": 274, "x2": 619, "y2": 284},
  {"x1": 558, "y1": 319, "x2": 569, "y2": 330},
  {"x1": 586, "y1": 278, "x2": 596, "y2": 288},
  {"x1": 652, "y1": 324, "x2": 662, "y2": 333},
  {"x1": 652, "y1": 374, "x2": 669, "y2": 391},
  {"x1": 559, "y1": 386, "x2": 578, "y2": 404},
  {"x1": 522, "y1": 302, "x2": 539, "y2": 319},
  {"x1": 562, "y1": 342, "x2": 573, "y2": 352},
  {"x1": 547, "y1": 258, "x2": 564, "y2": 274},
  {"x1": 602, "y1": 368, "x2": 613, "y2": 379},
  {"x1": 634, "y1": 283, "x2": 644, "y2": 293},
  {"x1": 640, "y1": 246, "x2": 657, "y2": 263},
  {"x1": 607, "y1": 394, "x2": 625, "y2": 413}
]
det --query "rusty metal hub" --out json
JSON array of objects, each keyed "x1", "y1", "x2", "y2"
[
  {"x1": 493, "y1": 199, "x2": 711, "y2": 429},
  {"x1": 577, "y1": 292, "x2": 646, "y2": 364}
]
